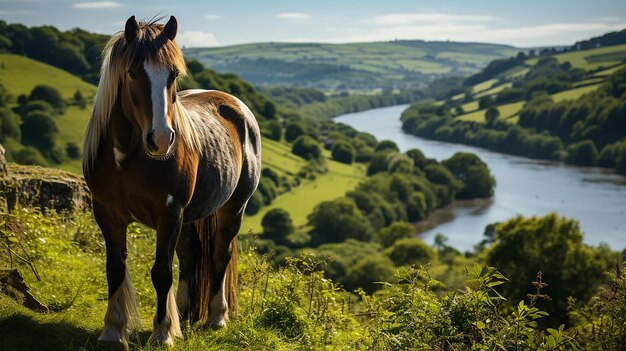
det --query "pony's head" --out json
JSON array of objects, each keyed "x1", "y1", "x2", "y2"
[{"x1": 117, "y1": 15, "x2": 187, "y2": 158}]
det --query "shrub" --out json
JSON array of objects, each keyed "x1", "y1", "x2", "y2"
[
  {"x1": 566, "y1": 140, "x2": 598, "y2": 166},
  {"x1": 384, "y1": 238, "x2": 435, "y2": 266},
  {"x1": 262, "y1": 208, "x2": 294, "y2": 245},
  {"x1": 331, "y1": 140, "x2": 355, "y2": 164},
  {"x1": 291, "y1": 135, "x2": 322, "y2": 161}
]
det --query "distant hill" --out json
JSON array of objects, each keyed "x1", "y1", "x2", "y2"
[{"x1": 184, "y1": 41, "x2": 520, "y2": 92}]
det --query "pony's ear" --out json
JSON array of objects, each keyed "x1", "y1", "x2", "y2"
[
  {"x1": 163, "y1": 16, "x2": 178, "y2": 41},
  {"x1": 125, "y1": 15, "x2": 139, "y2": 44}
]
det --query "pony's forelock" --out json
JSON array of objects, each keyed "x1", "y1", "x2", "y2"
[{"x1": 83, "y1": 18, "x2": 195, "y2": 173}]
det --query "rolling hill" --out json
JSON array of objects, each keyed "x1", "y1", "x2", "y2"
[{"x1": 184, "y1": 41, "x2": 520, "y2": 92}]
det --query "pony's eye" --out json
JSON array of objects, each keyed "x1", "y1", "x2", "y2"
[
  {"x1": 173, "y1": 69, "x2": 180, "y2": 77},
  {"x1": 128, "y1": 70, "x2": 137, "y2": 79}
]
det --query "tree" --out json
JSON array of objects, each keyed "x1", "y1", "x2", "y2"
[
  {"x1": 262, "y1": 208, "x2": 294, "y2": 245},
  {"x1": 308, "y1": 198, "x2": 373, "y2": 245},
  {"x1": 375, "y1": 140, "x2": 399, "y2": 152},
  {"x1": 20, "y1": 111, "x2": 59, "y2": 153},
  {"x1": 566, "y1": 140, "x2": 598, "y2": 166},
  {"x1": 263, "y1": 120, "x2": 282, "y2": 141},
  {"x1": 331, "y1": 140, "x2": 355, "y2": 164},
  {"x1": 291, "y1": 135, "x2": 322, "y2": 160},
  {"x1": 29, "y1": 85, "x2": 65, "y2": 112},
  {"x1": 73, "y1": 89, "x2": 86, "y2": 109},
  {"x1": 0, "y1": 108, "x2": 21, "y2": 142},
  {"x1": 378, "y1": 222, "x2": 416, "y2": 248},
  {"x1": 486, "y1": 213, "x2": 614, "y2": 326},
  {"x1": 285, "y1": 122, "x2": 305, "y2": 142},
  {"x1": 443, "y1": 152, "x2": 495, "y2": 199},
  {"x1": 485, "y1": 107, "x2": 500, "y2": 126},
  {"x1": 384, "y1": 238, "x2": 435, "y2": 266},
  {"x1": 65, "y1": 142, "x2": 81, "y2": 159},
  {"x1": 14, "y1": 146, "x2": 48, "y2": 166},
  {"x1": 346, "y1": 254, "x2": 396, "y2": 294}
]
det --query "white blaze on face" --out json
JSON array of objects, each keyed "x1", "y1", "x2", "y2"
[{"x1": 143, "y1": 61, "x2": 172, "y2": 150}]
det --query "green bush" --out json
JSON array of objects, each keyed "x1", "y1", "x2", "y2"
[
  {"x1": 385, "y1": 238, "x2": 435, "y2": 266},
  {"x1": 331, "y1": 140, "x2": 355, "y2": 164},
  {"x1": 291, "y1": 135, "x2": 322, "y2": 160},
  {"x1": 566, "y1": 140, "x2": 598, "y2": 166}
]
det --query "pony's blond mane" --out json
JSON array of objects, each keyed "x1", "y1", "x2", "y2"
[{"x1": 83, "y1": 19, "x2": 201, "y2": 173}]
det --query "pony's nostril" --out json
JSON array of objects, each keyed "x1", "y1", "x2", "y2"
[
  {"x1": 168, "y1": 131, "x2": 175, "y2": 147},
  {"x1": 146, "y1": 130, "x2": 157, "y2": 151}
]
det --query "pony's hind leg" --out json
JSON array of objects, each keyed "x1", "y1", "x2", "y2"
[
  {"x1": 149, "y1": 205, "x2": 184, "y2": 346},
  {"x1": 207, "y1": 205, "x2": 245, "y2": 328},
  {"x1": 175, "y1": 223, "x2": 199, "y2": 326},
  {"x1": 94, "y1": 202, "x2": 138, "y2": 349}
]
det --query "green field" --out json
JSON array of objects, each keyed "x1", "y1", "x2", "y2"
[
  {"x1": 526, "y1": 44, "x2": 626, "y2": 71},
  {"x1": 184, "y1": 41, "x2": 519, "y2": 91},
  {"x1": 456, "y1": 83, "x2": 600, "y2": 123},
  {"x1": 242, "y1": 159, "x2": 365, "y2": 234},
  {"x1": 0, "y1": 54, "x2": 96, "y2": 99}
]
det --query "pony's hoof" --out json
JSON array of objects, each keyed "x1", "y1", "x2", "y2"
[
  {"x1": 149, "y1": 332, "x2": 175, "y2": 347},
  {"x1": 207, "y1": 315, "x2": 227, "y2": 329},
  {"x1": 95, "y1": 340, "x2": 128, "y2": 351}
]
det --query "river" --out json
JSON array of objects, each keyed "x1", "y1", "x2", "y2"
[{"x1": 335, "y1": 104, "x2": 626, "y2": 252}]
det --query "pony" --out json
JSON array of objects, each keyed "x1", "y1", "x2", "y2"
[{"x1": 83, "y1": 16, "x2": 261, "y2": 347}]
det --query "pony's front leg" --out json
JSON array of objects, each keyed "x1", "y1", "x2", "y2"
[
  {"x1": 94, "y1": 201, "x2": 139, "y2": 349},
  {"x1": 149, "y1": 205, "x2": 183, "y2": 346}
]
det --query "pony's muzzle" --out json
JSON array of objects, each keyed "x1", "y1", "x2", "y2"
[{"x1": 146, "y1": 128, "x2": 175, "y2": 156}]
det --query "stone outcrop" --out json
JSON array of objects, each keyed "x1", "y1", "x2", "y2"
[{"x1": 0, "y1": 146, "x2": 91, "y2": 212}]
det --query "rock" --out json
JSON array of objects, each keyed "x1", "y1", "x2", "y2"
[
  {"x1": 0, "y1": 144, "x2": 8, "y2": 179},
  {"x1": 0, "y1": 162, "x2": 91, "y2": 213}
]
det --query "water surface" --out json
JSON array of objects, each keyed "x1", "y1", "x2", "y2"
[{"x1": 336, "y1": 105, "x2": 626, "y2": 251}]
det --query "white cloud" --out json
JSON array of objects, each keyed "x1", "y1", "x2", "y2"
[
  {"x1": 286, "y1": 22, "x2": 624, "y2": 47},
  {"x1": 277, "y1": 12, "x2": 311, "y2": 23},
  {"x1": 368, "y1": 12, "x2": 497, "y2": 26},
  {"x1": 73, "y1": 1, "x2": 123, "y2": 9},
  {"x1": 205, "y1": 14, "x2": 221, "y2": 20},
  {"x1": 177, "y1": 31, "x2": 219, "y2": 47}
]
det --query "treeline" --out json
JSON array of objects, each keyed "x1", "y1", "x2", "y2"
[
  {"x1": 401, "y1": 101, "x2": 567, "y2": 160},
  {"x1": 0, "y1": 20, "x2": 108, "y2": 83},
  {"x1": 518, "y1": 67, "x2": 626, "y2": 171},
  {"x1": 572, "y1": 28, "x2": 626, "y2": 50}
]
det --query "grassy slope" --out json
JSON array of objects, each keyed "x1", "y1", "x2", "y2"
[
  {"x1": 242, "y1": 158, "x2": 365, "y2": 234},
  {"x1": 0, "y1": 54, "x2": 96, "y2": 99},
  {"x1": 0, "y1": 53, "x2": 96, "y2": 174},
  {"x1": 0, "y1": 209, "x2": 362, "y2": 351},
  {"x1": 453, "y1": 44, "x2": 626, "y2": 124}
]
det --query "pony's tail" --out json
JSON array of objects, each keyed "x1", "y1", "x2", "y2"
[{"x1": 193, "y1": 213, "x2": 238, "y2": 324}]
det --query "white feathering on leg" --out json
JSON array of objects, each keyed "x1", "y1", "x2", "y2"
[
  {"x1": 98, "y1": 267, "x2": 139, "y2": 347},
  {"x1": 150, "y1": 287, "x2": 182, "y2": 346}
]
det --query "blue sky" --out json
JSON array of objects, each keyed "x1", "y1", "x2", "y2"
[{"x1": 1, "y1": 0, "x2": 625, "y2": 48}]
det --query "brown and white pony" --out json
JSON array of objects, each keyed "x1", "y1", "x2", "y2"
[{"x1": 83, "y1": 16, "x2": 261, "y2": 347}]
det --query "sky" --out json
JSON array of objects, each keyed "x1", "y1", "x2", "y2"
[{"x1": 1, "y1": 0, "x2": 626, "y2": 48}]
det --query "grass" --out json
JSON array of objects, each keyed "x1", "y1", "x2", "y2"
[
  {"x1": 471, "y1": 79, "x2": 498, "y2": 94},
  {"x1": 260, "y1": 139, "x2": 307, "y2": 177},
  {"x1": 0, "y1": 54, "x2": 96, "y2": 99},
  {"x1": 241, "y1": 159, "x2": 365, "y2": 234},
  {"x1": 455, "y1": 83, "x2": 602, "y2": 124},
  {"x1": 0, "y1": 208, "x2": 365, "y2": 350},
  {"x1": 474, "y1": 82, "x2": 512, "y2": 99},
  {"x1": 526, "y1": 44, "x2": 626, "y2": 71}
]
